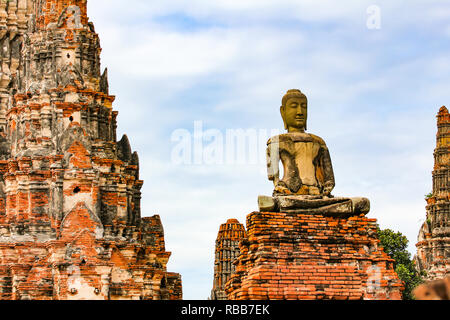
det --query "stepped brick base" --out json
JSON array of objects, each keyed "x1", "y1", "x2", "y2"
[
  {"x1": 226, "y1": 211, "x2": 403, "y2": 300},
  {"x1": 0, "y1": 214, "x2": 182, "y2": 300}
]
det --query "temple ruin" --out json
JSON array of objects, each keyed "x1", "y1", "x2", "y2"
[
  {"x1": 210, "y1": 219, "x2": 246, "y2": 300},
  {"x1": 415, "y1": 106, "x2": 450, "y2": 281},
  {"x1": 0, "y1": 0, "x2": 181, "y2": 300}
]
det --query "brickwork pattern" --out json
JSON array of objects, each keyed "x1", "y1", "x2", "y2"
[
  {"x1": 225, "y1": 211, "x2": 403, "y2": 300},
  {"x1": 211, "y1": 219, "x2": 246, "y2": 300}
]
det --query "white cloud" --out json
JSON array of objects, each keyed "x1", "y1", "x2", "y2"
[
  {"x1": 86, "y1": 0, "x2": 450, "y2": 299},
  {"x1": 101, "y1": 27, "x2": 240, "y2": 78},
  {"x1": 90, "y1": 0, "x2": 367, "y2": 23}
]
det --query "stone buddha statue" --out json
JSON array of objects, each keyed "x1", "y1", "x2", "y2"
[{"x1": 259, "y1": 89, "x2": 370, "y2": 216}]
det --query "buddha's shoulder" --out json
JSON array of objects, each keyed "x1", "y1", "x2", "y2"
[
  {"x1": 267, "y1": 132, "x2": 327, "y2": 145},
  {"x1": 307, "y1": 133, "x2": 327, "y2": 145}
]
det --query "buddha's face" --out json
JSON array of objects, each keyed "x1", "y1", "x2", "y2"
[{"x1": 281, "y1": 96, "x2": 308, "y2": 132}]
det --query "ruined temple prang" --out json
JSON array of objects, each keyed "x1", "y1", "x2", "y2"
[
  {"x1": 0, "y1": 0, "x2": 182, "y2": 300},
  {"x1": 415, "y1": 106, "x2": 450, "y2": 281}
]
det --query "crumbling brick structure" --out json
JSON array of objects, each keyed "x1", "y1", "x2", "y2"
[
  {"x1": 415, "y1": 106, "x2": 450, "y2": 281},
  {"x1": 0, "y1": 0, "x2": 181, "y2": 300},
  {"x1": 210, "y1": 219, "x2": 246, "y2": 300},
  {"x1": 225, "y1": 211, "x2": 403, "y2": 300}
]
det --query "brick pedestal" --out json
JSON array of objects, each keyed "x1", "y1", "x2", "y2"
[{"x1": 226, "y1": 211, "x2": 403, "y2": 300}]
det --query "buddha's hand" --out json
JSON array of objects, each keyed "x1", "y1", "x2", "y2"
[{"x1": 323, "y1": 184, "x2": 334, "y2": 197}]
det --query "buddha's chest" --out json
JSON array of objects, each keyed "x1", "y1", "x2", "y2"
[
  {"x1": 280, "y1": 141, "x2": 321, "y2": 185},
  {"x1": 291, "y1": 142, "x2": 321, "y2": 164}
]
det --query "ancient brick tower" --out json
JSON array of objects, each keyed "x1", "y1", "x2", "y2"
[
  {"x1": 415, "y1": 106, "x2": 450, "y2": 280},
  {"x1": 0, "y1": 0, "x2": 182, "y2": 300},
  {"x1": 210, "y1": 219, "x2": 246, "y2": 300}
]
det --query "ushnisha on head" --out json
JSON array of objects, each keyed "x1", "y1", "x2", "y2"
[{"x1": 280, "y1": 89, "x2": 308, "y2": 133}]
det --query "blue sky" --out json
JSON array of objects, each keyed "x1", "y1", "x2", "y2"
[{"x1": 88, "y1": 0, "x2": 450, "y2": 299}]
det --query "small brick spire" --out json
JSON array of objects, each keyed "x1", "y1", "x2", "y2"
[
  {"x1": 436, "y1": 105, "x2": 449, "y2": 151},
  {"x1": 439, "y1": 105, "x2": 448, "y2": 114},
  {"x1": 211, "y1": 219, "x2": 246, "y2": 300},
  {"x1": 437, "y1": 106, "x2": 449, "y2": 126}
]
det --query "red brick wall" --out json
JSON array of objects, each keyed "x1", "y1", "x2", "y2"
[{"x1": 226, "y1": 211, "x2": 403, "y2": 300}]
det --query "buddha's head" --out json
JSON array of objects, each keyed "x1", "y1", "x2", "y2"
[{"x1": 280, "y1": 89, "x2": 308, "y2": 133}]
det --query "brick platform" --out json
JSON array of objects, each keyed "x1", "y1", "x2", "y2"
[{"x1": 226, "y1": 211, "x2": 403, "y2": 300}]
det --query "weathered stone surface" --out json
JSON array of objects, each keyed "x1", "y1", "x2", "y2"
[
  {"x1": 0, "y1": 0, "x2": 181, "y2": 300},
  {"x1": 257, "y1": 195, "x2": 277, "y2": 212},
  {"x1": 262, "y1": 89, "x2": 370, "y2": 216},
  {"x1": 210, "y1": 219, "x2": 246, "y2": 300},
  {"x1": 268, "y1": 132, "x2": 335, "y2": 196},
  {"x1": 273, "y1": 195, "x2": 370, "y2": 217},
  {"x1": 415, "y1": 106, "x2": 450, "y2": 281}
]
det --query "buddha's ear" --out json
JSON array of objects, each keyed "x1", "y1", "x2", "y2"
[
  {"x1": 280, "y1": 106, "x2": 287, "y2": 130},
  {"x1": 305, "y1": 103, "x2": 308, "y2": 131}
]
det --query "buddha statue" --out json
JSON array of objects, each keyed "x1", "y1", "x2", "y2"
[{"x1": 259, "y1": 89, "x2": 370, "y2": 216}]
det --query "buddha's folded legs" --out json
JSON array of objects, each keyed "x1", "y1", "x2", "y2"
[{"x1": 258, "y1": 195, "x2": 370, "y2": 217}]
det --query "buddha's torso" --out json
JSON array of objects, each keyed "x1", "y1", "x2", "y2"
[
  {"x1": 269, "y1": 132, "x2": 326, "y2": 195},
  {"x1": 291, "y1": 140, "x2": 321, "y2": 186}
]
